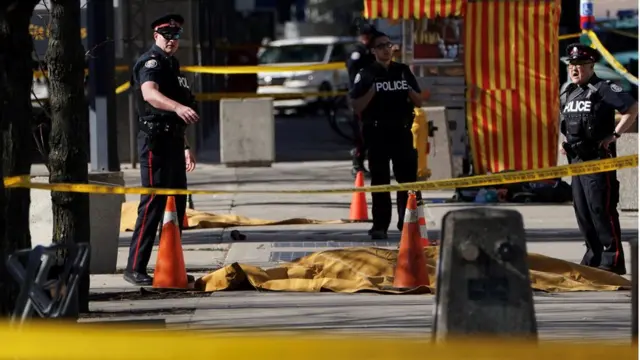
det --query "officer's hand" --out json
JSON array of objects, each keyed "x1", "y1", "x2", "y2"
[
  {"x1": 559, "y1": 143, "x2": 566, "y2": 155},
  {"x1": 185, "y1": 148, "x2": 196, "y2": 172},
  {"x1": 599, "y1": 135, "x2": 616, "y2": 149},
  {"x1": 175, "y1": 104, "x2": 199, "y2": 124}
]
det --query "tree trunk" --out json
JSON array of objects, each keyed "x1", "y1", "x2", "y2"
[
  {"x1": 0, "y1": 0, "x2": 41, "y2": 317},
  {"x1": 45, "y1": 0, "x2": 90, "y2": 316}
]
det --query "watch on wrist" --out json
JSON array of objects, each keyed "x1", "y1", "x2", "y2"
[{"x1": 613, "y1": 132, "x2": 621, "y2": 138}]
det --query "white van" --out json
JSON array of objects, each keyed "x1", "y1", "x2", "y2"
[{"x1": 257, "y1": 36, "x2": 357, "y2": 112}]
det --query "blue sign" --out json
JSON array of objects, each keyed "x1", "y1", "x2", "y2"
[{"x1": 581, "y1": 2, "x2": 593, "y2": 16}]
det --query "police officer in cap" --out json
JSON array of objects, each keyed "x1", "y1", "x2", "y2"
[
  {"x1": 560, "y1": 43, "x2": 638, "y2": 275},
  {"x1": 124, "y1": 13, "x2": 199, "y2": 285},
  {"x1": 349, "y1": 30, "x2": 423, "y2": 240},
  {"x1": 346, "y1": 24, "x2": 376, "y2": 176}
]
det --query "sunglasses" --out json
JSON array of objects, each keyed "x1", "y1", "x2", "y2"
[
  {"x1": 374, "y1": 42, "x2": 393, "y2": 50},
  {"x1": 156, "y1": 28, "x2": 183, "y2": 40}
]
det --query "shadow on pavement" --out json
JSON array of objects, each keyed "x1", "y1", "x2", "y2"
[{"x1": 118, "y1": 227, "x2": 639, "y2": 247}]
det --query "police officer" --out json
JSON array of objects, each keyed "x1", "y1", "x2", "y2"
[
  {"x1": 349, "y1": 31, "x2": 423, "y2": 240},
  {"x1": 560, "y1": 43, "x2": 638, "y2": 275},
  {"x1": 346, "y1": 25, "x2": 376, "y2": 176},
  {"x1": 124, "y1": 14, "x2": 199, "y2": 286}
]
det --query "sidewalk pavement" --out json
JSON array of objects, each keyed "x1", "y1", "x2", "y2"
[{"x1": 29, "y1": 161, "x2": 638, "y2": 340}]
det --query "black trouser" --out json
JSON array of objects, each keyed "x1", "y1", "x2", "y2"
[
  {"x1": 365, "y1": 124, "x2": 420, "y2": 232},
  {"x1": 351, "y1": 112, "x2": 366, "y2": 168},
  {"x1": 127, "y1": 131, "x2": 187, "y2": 274},
  {"x1": 572, "y1": 170, "x2": 625, "y2": 271}
]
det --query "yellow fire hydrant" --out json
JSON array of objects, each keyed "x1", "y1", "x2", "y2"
[{"x1": 411, "y1": 107, "x2": 431, "y2": 180}]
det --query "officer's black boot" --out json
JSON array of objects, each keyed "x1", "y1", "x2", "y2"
[
  {"x1": 123, "y1": 271, "x2": 195, "y2": 286},
  {"x1": 123, "y1": 271, "x2": 153, "y2": 286},
  {"x1": 368, "y1": 227, "x2": 388, "y2": 240}
]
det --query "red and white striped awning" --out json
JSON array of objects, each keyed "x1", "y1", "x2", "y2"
[{"x1": 363, "y1": 0, "x2": 465, "y2": 19}]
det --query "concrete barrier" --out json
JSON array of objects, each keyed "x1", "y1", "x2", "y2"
[
  {"x1": 28, "y1": 172, "x2": 124, "y2": 274},
  {"x1": 423, "y1": 106, "x2": 454, "y2": 180},
  {"x1": 617, "y1": 132, "x2": 638, "y2": 211},
  {"x1": 433, "y1": 208, "x2": 537, "y2": 340},
  {"x1": 88, "y1": 171, "x2": 125, "y2": 274},
  {"x1": 219, "y1": 98, "x2": 275, "y2": 167}
]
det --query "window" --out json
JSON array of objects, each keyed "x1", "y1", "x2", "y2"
[
  {"x1": 329, "y1": 43, "x2": 347, "y2": 62},
  {"x1": 258, "y1": 44, "x2": 329, "y2": 64}
]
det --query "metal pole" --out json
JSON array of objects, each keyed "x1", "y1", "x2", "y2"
[
  {"x1": 632, "y1": 237, "x2": 638, "y2": 343},
  {"x1": 400, "y1": 19, "x2": 407, "y2": 63},
  {"x1": 88, "y1": 0, "x2": 119, "y2": 172},
  {"x1": 128, "y1": 93, "x2": 137, "y2": 168}
]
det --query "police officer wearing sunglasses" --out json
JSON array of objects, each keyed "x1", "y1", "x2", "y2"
[
  {"x1": 349, "y1": 31, "x2": 423, "y2": 240},
  {"x1": 124, "y1": 14, "x2": 199, "y2": 286},
  {"x1": 560, "y1": 43, "x2": 638, "y2": 275}
]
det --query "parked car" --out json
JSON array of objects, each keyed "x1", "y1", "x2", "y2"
[{"x1": 257, "y1": 36, "x2": 356, "y2": 113}]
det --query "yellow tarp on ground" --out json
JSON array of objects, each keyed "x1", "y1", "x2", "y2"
[
  {"x1": 120, "y1": 201, "x2": 345, "y2": 232},
  {"x1": 195, "y1": 247, "x2": 631, "y2": 294}
]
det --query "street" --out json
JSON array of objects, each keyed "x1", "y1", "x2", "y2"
[{"x1": 30, "y1": 114, "x2": 637, "y2": 342}]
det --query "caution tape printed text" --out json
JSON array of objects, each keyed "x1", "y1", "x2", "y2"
[{"x1": 3, "y1": 155, "x2": 637, "y2": 196}]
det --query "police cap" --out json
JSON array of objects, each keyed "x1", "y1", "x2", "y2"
[
  {"x1": 150, "y1": 14, "x2": 184, "y2": 31},
  {"x1": 566, "y1": 43, "x2": 600, "y2": 63},
  {"x1": 360, "y1": 23, "x2": 375, "y2": 36}
]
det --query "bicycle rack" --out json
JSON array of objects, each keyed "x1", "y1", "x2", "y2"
[{"x1": 6, "y1": 242, "x2": 90, "y2": 326}]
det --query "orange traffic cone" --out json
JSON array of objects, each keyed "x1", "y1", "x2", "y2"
[
  {"x1": 393, "y1": 192, "x2": 430, "y2": 288},
  {"x1": 182, "y1": 212, "x2": 189, "y2": 229},
  {"x1": 416, "y1": 201, "x2": 430, "y2": 247},
  {"x1": 153, "y1": 196, "x2": 188, "y2": 289},
  {"x1": 349, "y1": 171, "x2": 368, "y2": 221}
]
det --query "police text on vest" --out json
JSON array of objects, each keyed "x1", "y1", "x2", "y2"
[
  {"x1": 563, "y1": 101, "x2": 591, "y2": 113},
  {"x1": 178, "y1": 76, "x2": 190, "y2": 89},
  {"x1": 375, "y1": 80, "x2": 409, "y2": 92}
]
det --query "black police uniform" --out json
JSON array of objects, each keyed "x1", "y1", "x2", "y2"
[
  {"x1": 560, "y1": 44, "x2": 636, "y2": 275},
  {"x1": 125, "y1": 14, "x2": 195, "y2": 285},
  {"x1": 349, "y1": 61, "x2": 421, "y2": 238},
  {"x1": 346, "y1": 40, "x2": 375, "y2": 174}
]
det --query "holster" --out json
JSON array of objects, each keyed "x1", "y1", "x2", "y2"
[
  {"x1": 562, "y1": 141, "x2": 599, "y2": 161},
  {"x1": 138, "y1": 115, "x2": 185, "y2": 151}
]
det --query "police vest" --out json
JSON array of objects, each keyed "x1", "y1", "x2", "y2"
[
  {"x1": 361, "y1": 63, "x2": 414, "y2": 127},
  {"x1": 346, "y1": 43, "x2": 375, "y2": 86},
  {"x1": 131, "y1": 51, "x2": 193, "y2": 124},
  {"x1": 560, "y1": 79, "x2": 614, "y2": 146}
]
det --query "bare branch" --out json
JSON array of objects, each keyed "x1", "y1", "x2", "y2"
[
  {"x1": 39, "y1": 0, "x2": 50, "y2": 13},
  {"x1": 84, "y1": 38, "x2": 114, "y2": 60}
]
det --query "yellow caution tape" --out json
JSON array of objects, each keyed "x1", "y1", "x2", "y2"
[
  {"x1": 115, "y1": 81, "x2": 130, "y2": 95},
  {"x1": 586, "y1": 30, "x2": 639, "y2": 86},
  {"x1": 559, "y1": 32, "x2": 581, "y2": 40},
  {"x1": 38, "y1": 62, "x2": 346, "y2": 79},
  {"x1": 195, "y1": 91, "x2": 348, "y2": 101},
  {"x1": 0, "y1": 322, "x2": 635, "y2": 360},
  {"x1": 4, "y1": 155, "x2": 637, "y2": 196},
  {"x1": 183, "y1": 62, "x2": 345, "y2": 74},
  {"x1": 111, "y1": 62, "x2": 347, "y2": 95}
]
